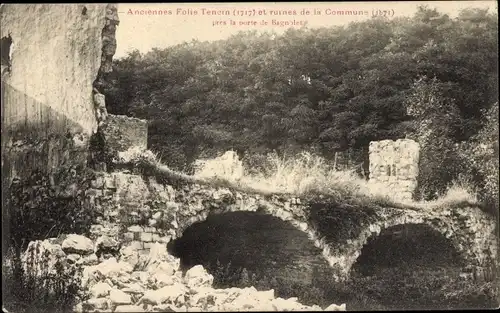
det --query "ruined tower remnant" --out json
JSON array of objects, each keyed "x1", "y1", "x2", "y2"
[{"x1": 368, "y1": 139, "x2": 420, "y2": 201}]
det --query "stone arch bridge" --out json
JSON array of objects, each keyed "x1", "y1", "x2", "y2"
[
  {"x1": 87, "y1": 167, "x2": 498, "y2": 282},
  {"x1": 2, "y1": 2, "x2": 497, "y2": 288}
]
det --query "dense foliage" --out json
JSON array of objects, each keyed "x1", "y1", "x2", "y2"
[
  {"x1": 102, "y1": 6, "x2": 498, "y2": 203},
  {"x1": 2, "y1": 251, "x2": 85, "y2": 313},
  {"x1": 6, "y1": 166, "x2": 97, "y2": 255}
]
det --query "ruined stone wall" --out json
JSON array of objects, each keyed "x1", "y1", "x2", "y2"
[
  {"x1": 101, "y1": 115, "x2": 148, "y2": 153},
  {"x1": 83, "y1": 167, "x2": 497, "y2": 283},
  {"x1": 1, "y1": 4, "x2": 116, "y2": 182},
  {"x1": 85, "y1": 170, "x2": 305, "y2": 256},
  {"x1": 79, "y1": 118, "x2": 496, "y2": 282},
  {"x1": 335, "y1": 206, "x2": 498, "y2": 281},
  {"x1": 12, "y1": 105, "x2": 492, "y2": 283},
  {"x1": 368, "y1": 139, "x2": 420, "y2": 201}
]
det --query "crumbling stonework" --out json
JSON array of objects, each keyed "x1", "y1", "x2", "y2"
[
  {"x1": 83, "y1": 168, "x2": 497, "y2": 283},
  {"x1": 368, "y1": 139, "x2": 420, "y2": 201},
  {"x1": 22, "y1": 239, "x2": 347, "y2": 312},
  {"x1": 6, "y1": 5, "x2": 498, "y2": 311},
  {"x1": 77, "y1": 123, "x2": 497, "y2": 283},
  {"x1": 94, "y1": 4, "x2": 119, "y2": 88},
  {"x1": 100, "y1": 114, "x2": 148, "y2": 155},
  {"x1": 1, "y1": 4, "x2": 107, "y2": 136},
  {"x1": 92, "y1": 3, "x2": 119, "y2": 127}
]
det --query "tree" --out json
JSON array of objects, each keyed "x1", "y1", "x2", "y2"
[{"x1": 102, "y1": 7, "x2": 498, "y2": 186}]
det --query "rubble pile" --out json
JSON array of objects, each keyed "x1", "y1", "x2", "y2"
[{"x1": 22, "y1": 235, "x2": 346, "y2": 312}]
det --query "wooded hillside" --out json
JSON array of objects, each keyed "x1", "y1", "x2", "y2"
[{"x1": 102, "y1": 6, "x2": 498, "y2": 204}]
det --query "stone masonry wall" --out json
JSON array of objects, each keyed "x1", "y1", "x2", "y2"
[
  {"x1": 83, "y1": 169, "x2": 498, "y2": 283},
  {"x1": 82, "y1": 118, "x2": 496, "y2": 282},
  {"x1": 368, "y1": 139, "x2": 420, "y2": 201},
  {"x1": 100, "y1": 114, "x2": 148, "y2": 154},
  {"x1": 86, "y1": 171, "x2": 174, "y2": 257},
  {"x1": 1, "y1": 3, "x2": 117, "y2": 257}
]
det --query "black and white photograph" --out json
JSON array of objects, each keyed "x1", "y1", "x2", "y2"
[{"x1": 1, "y1": 1, "x2": 499, "y2": 312}]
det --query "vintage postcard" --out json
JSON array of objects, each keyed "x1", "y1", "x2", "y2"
[{"x1": 1, "y1": 1, "x2": 499, "y2": 312}]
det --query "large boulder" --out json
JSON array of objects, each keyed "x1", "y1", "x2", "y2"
[
  {"x1": 62, "y1": 234, "x2": 94, "y2": 255},
  {"x1": 90, "y1": 281, "x2": 112, "y2": 298},
  {"x1": 109, "y1": 288, "x2": 132, "y2": 306},
  {"x1": 95, "y1": 235, "x2": 120, "y2": 255},
  {"x1": 142, "y1": 243, "x2": 180, "y2": 271},
  {"x1": 184, "y1": 265, "x2": 214, "y2": 289},
  {"x1": 82, "y1": 298, "x2": 109, "y2": 311},
  {"x1": 82, "y1": 257, "x2": 133, "y2": 288},
  {"x1": 121, "y1": 282, "x2": 145, "y2": 295},
  {"x1": 119, "y1": 245, "x2": 140, "y2": 269}
]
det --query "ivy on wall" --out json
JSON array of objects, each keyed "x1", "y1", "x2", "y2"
[{"x1": 6, "y1": 165, "x2": 98, "y2": 253}]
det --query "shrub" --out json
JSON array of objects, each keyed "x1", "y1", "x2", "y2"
[
  {"x1": 3, "y1": 166, "x2": 95, "y2": 312},
  {"x1": 462, "y1": 102, "x2": 499, "y2": 214},
  {"x1": 208, "y1": 259, "x2": 247, "y2": 288},
  {"x1": 6, "y1": 166, "x2": 98, "y2": 255},
  {"x1": 2, "y1": 247, "x2": 88, "y2": 313}
]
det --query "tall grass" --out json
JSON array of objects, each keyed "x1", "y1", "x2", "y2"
[
  {"x1": 191, "y1": 150, "x2": 481, "y2": 210},
  {"x1": 132, "y1": 149, "x2": 482, "y2": 210},
  {"x1": 2, "y1": 247, "x2": 86, "y2": 313},
  {"x1": 194, "y1": 151, "x2": 392, "y2": 200}
]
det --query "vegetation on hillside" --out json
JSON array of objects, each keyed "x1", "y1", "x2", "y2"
[{"x1": 102, "y1": 6, "x2": 498, "y2": 213}]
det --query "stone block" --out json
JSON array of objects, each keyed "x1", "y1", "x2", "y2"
[
  {"x1": 143, "y1": 227, "x2": 156, "y2": 233},
  {"x1": 159, "y1": 236, "x2": 172, "y2": 244},
  {"x1": 127, "y1": 225, "x2": 143, "y2": 233},
  {"x1": 123, "y1": 232, "x2": 134, "y2": 242},
  {"x1": 143, "y1": 242, "x2": 155, "y2": 250},
  {"x1": 138, "y1": 249, "x2": 150, "y2": 256},
  {"x1": 104, "y1": 176, "x2": 117, "y2": 189},
  {"x1": 129, "y1": 241, "x2": 143, "y2": 251},
  {"x1": 100, "y1": 114, "x2": 148, "y2": 154},
  {"x1": 150, "y1": 233, "x2": 161, "y2": 243},
  {"x1": 152, "y1": 211, "x2": 163, "y2": 220},
  {"x1": 140, "y1": 232, "x2": 153, "y2": 242}
]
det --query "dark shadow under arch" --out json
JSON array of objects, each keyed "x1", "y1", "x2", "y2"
[
  {"x1": 342, "y1": 223, "x2": 497, "y2": 310},
  {"x1": 351, "y1": 223, "x2": 466, "y2": 277},
  {"x1": 167, "y1": 211, "x2": 338, "y2": 307}
]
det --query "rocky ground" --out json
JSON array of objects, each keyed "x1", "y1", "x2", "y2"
[{"x1": 20, "y1": 234, "x2": 346, "y2": 312}]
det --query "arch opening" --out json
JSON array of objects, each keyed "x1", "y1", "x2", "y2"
[
  {"x1": 351, "y1": 223, "x2": 465, "y2": 277},
  {"x1": 167, "y1": 211, "x2": 339, "y2": 307},
  {"x1": 346, "y1": 223, "x2": 496, "y2": 310}
]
